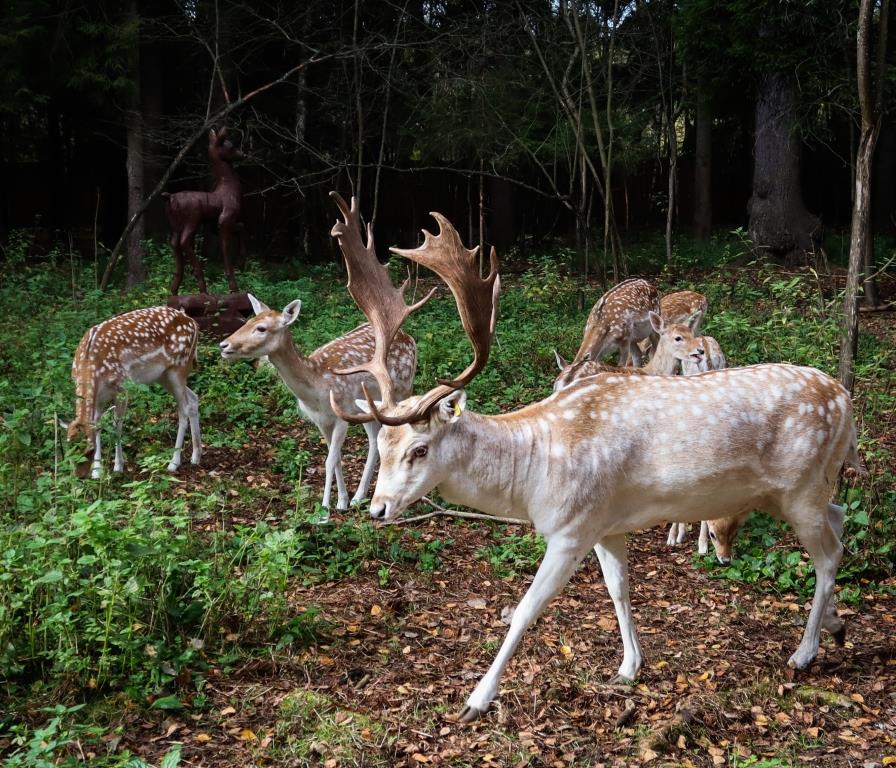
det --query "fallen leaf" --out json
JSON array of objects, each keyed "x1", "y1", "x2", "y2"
[{"x1": 239, "y1": 728, "x2": 257, "y2": 741}]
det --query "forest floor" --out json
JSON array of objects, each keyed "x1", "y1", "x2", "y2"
[
  {"x1": 2, "y1": 255, "x2": 895, "y2": 768},
  {"x1": 102, "y1": 436, "x2": 896, "y2": 768}
]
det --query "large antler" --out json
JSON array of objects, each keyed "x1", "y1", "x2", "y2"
[
  {"x1": 328, "y1": 192, "x2": 436, "y2": 423},
  {"x1": 366, "y1": 213, "x2": 501, "y2": 426}
]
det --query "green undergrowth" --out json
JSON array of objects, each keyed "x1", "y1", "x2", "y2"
[{"x1": 1, "y1": 232, "x2": 894, "y2": 765}]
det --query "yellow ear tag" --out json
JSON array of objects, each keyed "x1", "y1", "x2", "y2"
[{"x1": 453, "y1": 401, "x2": 462, "y2": 418}]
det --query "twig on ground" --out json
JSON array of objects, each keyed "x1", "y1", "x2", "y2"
[{"x1": 385, "y1": 496, "x2": 530, "y2": 527}]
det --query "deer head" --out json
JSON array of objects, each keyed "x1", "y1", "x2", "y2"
[
  {"x1": 209, "y1": 126, "x2": 241, "y2": 164},
  {"x1": 219, "y1": 295, "x2": 302, "y2": 360},
  {"x1": 648, "y1": 310, "x2": 706, "y2": 369}
]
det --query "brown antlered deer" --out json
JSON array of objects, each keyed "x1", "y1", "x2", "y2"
[
  {"x1": 165, "y1": 127, "x2": 242, "y2": 295},
  {"x1": 219, "y1": 194, "x2": 433, "y2": 518},
  {"x1": 66, "y1": 307, "x2": 201, "y2": 478},
  {"x1": 329, "y1": 201, "x2": 860, "y2": 722},
  {"x1": 573, "y1": 278, "x2": 659, "y2": 366}
]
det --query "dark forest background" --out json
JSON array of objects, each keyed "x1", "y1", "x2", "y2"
[{"x1": 1, "y1": 0, "x2": 894, "y2": 285}]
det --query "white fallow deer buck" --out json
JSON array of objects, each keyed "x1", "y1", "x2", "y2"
[
  {"x1": 219, "y1": 194, "x2": 434, "y2": 518},
  {"x1": 574, "y1": 278, "x2": 659, "y2": 366},
  {"x1": 328, "y1": 202, "x2": 861, "y2": 723},
  {"x1": 66, "y1": 306, "x2": 201, "y2": 478}
]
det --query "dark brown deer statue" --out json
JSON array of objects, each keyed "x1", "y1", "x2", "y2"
[{"x1": 165, "y1": 127, "x2": 242, "y2": 295}]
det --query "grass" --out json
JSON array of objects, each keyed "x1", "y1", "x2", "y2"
[{"x1": 0, "y1": 229, "x2": 893, "y2": 765}]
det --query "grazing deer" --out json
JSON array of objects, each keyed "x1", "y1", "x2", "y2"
[
  {"x1": 573, "y1": 278, "x2": 659, "y2": 366},
  {"x1": 66, "y1": 307, "x2": 201, "y2": 478},
  {"x1": 219, "y1": 194, "x2": 432, "y2": 517},
  {"x1": 165, "y1": 127, "x2": 242, "y2": 295},
  {"x1": 328, "y1": 201, "x2": 860, "y2": 722},
  {"x1": 554, "y1": 309, "x2": 708, "y2": 388}
]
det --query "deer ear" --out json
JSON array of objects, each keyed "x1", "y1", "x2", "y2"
[
  {"x1": 247, "y1": 293, "x2": 269, "y2": 315},
  {"x1": 436, "y1": 390, "x2": 467, "y2": 424},
  {"x1": 209, "y1": 128, "x2": 217, "y2": 143},
  {"x1": 687, "y1": 310, "x2": 703, "y2": 333},
  {"x1": 553, "y1": 350, "x2": 568, "y2": 370},
  {"x1": 649, "y1": 310, "x2": 665, "y2": 335},
  {"x1": 282, "y1": 299, "x2": 302, "y2": 326}
]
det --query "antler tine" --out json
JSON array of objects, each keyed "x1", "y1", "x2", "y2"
[
  {"x1": 328, "y1": 192, "x2": 436, "y2": 424},
  {"x1": 380, "y1": 213, "x2": 501, "y2": 425}
]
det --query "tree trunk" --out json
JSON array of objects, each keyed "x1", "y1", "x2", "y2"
[
  {"x1": 839, "y1": 0, "x2": 888, "y2": 391},
  {"x1": 839, "y1": 126, "x2": 879, "y2": 393},
  {"x1": 693, "y1": 89, "x2": 712, "y2": 239},
  {"x1": 747, "y1": 70, "x2": 820, "y2": 261},
  {"x1": 125, "y1": 0, "x2": 146, "y2": 289}
]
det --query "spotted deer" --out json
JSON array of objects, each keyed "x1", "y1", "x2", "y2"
[
  {"x1": 638, "y1": 289, "x2": 708, "y2": 360},
  {"x1": 66, "y1": 307, "x2": 201, "y2": 478},
  {"x1": 329, "y1": 201, "x2": 860, "y2": 722},
  {"x1": 219, "y1": 194, "x2": 433, "y2": 518},
  {"x1": 573, "y1": 278, "x2": 659, "y2": 366}
]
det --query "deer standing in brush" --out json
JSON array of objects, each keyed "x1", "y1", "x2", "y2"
[
  {"x1": 574, "y1": 278, "x2": 659, "y2": 366},
  {"x1": 66, "y1": 307, "x2": 201, "y2": 478},
  {"x1": 328, "y1": 195, "x2": 860, "y2": 722},
  {"x1": 219, "y1": 195, "x2": 433, "y2": 517},
  {"x1": 637, "y1": 289, "x2": 708, "y2": 361}
]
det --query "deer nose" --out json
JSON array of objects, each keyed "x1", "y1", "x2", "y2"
[
  {"x1": 370, "y1": 504, "x2": 387, "y2": 520},
  {"x1": 696, "y1": 348, "x2": 705, "y2": 356},
  {"x1": 219, "y1": 341, "x2": 231, "y2": 353},
  {"x1": 717, "y1": 555, "x2": 731, "y2": 565}
]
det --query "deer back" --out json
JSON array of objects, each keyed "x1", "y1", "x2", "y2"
[{"x1": 574, "y1": 279, "x2": 658, "y2": 363}]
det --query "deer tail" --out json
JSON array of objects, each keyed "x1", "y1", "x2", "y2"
[{"x1": 843, "y1": 424, "x2": 868, "y2": 477}]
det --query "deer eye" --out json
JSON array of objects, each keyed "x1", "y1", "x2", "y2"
[
  {"x1": 255, "y1": 326, "x2": 267, "y2": 334},
  {"x1": 674, "y1": 336, "x2": 683, "y2": 342},
  {"x1": 709, "y1": 531, "x2": 717, "y2": 540},
  {"x1": 412, "y1": 445, "x2": 428, "y2": 459}
]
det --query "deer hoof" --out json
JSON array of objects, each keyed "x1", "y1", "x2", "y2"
[
  {"x1": 832, "y1": 627, "x2": 846, "y2": 646},
  {"x1": 458, "y1": 705, "x2": 484, "y2": 723},
  {"x1": 608, "y1": 675, "x2": 637, "y2": 688}
]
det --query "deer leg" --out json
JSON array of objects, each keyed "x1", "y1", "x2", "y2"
[
  {"x1": 219, "y1": 218, "x2": 239, "y2": 293},
  {"x1": 698, "y1": 521, "x2": 710, "y2": 554},
  {"x1": 627, "y1": 340, "x2": 643, "y2": 367},
  {"x1": 352, "y1": 421, "x2": 380, "y2": 505},
  {"x1": 594, "y1": 534, "x2": 644, "y2": 682},
  {"x1": 161, "y1": 372, "x2": 191, "y2": 472},
  {"x1": 666, "y1": 522, "x2": 681, "y2": 546},
  {"x1": 90, "y1": 423, "x2": 103, "y2": 479},
  {"x1": 112, "y1": 392, "x2": 129, "y2": 473},
  {"x1": 170, "y1": 232, "x2": 184, "y2": 295},
  {"x1": 181, "y1": 228, "x2": 207, "y2": 294},
  {"x1": 186, "y1": 387, "x2": 202, "y2": 465},
  {"x1": 459, "y1": 533, "x2": 591, "y2": 722},
  {"x1": 785, "y1": 500, "x2": 845, "y2": 669}
]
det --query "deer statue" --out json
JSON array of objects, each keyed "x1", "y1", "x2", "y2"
[
  {"x1": 218, "y1": 194, "x2": 433, "y2": 519},
  {"x1": 165, "y1": 127, "x2": 242, "y2": 295},
  {"x1": 327, "y1": 200, "x2": 860, "y2": 722},
  {"x1": 573, "y1": 278, "x2": 659, "y2": 366},
  {"x1": 66, "y1": 307, "x2": 201, "y2": 478}
]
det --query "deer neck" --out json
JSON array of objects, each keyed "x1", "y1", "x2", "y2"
[
  {"x1": 266, "y1": 336, "x2": 325, "y2": 405},
  {"x1": 643, "y1": 341, "x2": 679, "y2": 375},
  {"x1": 212, "y1": 159, "x2": 240, "y2": 192},
  {"x1": 435, "y1": 412, "x2": 549, "y2": 521}
]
